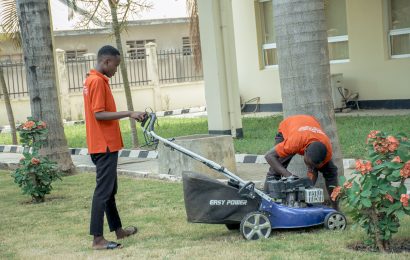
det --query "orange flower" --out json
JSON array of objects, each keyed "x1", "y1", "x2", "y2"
[
  {"x1": 355, "y1": 160, "x2": 373, "y2": 175},
  {"x1": 37, "y1": 121, "x2": 47, "y2": 129},
  {"x1": 391, "y1": 156, "x2": 402, "y2": 163},
  {"x1": 400, "y1": 161, "x2": 410, "y2": 179},
  {"x1": 385, "y1": 194, "x2": 394, "y2": 203},
  {"x1": 23, "y1": 121, "x2": 36, "y2": 130},
  {"x1": 366, "y1": 130, "x2": 380, "y2": 143},
  {"x1": 400, "y1": 194, "x2": 409, "y2": 207},
  {"x1": 31, "y1": 158, "x2": 40, "y2": 165},
  {"x1": 331, "y1": 186, "x2": 342, "y2": 201},
  {"x1": 343, "y1": 181, "x2": 353, "y2": 189},
  {"x1": 387, "y1": 136, "x2": 399, "y2": 152}
]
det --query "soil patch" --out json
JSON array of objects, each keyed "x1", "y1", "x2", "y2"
[{"x1": 347, "y1": 238, "x2": 410, "y2": 253}]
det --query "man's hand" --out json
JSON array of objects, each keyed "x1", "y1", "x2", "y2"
[{"x1": 130, "y1": 111, "x2": 147, "y2": 122}]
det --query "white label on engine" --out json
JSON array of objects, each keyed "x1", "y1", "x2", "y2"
[
  {"x1": 305, "y1": 188, "x2": 324, "y2": 203},
  {"x1": 209, "y1": 200, "x2": 247, "y2": 206}
]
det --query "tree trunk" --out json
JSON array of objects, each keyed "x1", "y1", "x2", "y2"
[
  {"x1": 0, "y1": 66, "x2": 18, "y2": 144},
  {"x1": 108, "y1": 0, "x2": 139, "y2": 148},
  {"x1": 16, "y1": 0, "x2": 75, "y2": 173},
  {"x1": 273, "y1": 0, "x2": 344, "y2": 196}
]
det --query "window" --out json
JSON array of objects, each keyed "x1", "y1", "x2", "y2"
[
  {"x1": 256, "y1": 0, "x2": 349, "y2": 68},
  {"x1": 65, "y1": 49, "x2": 87, "y2": 61},
  {"x1": 389, "y1": 0, "x2": 410, "y2": 58},
  {"x1": 126, "y1": 39, "x2": 155, "y2": 59},
  {"x1": 182, "y1": 37, "x2": 192, "y2": 55}
]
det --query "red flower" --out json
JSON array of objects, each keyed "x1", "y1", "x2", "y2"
[
  {"x1": 391, "y1": 156, "x2": 402, "y2": 163},
  {"x1": 355, "y1": 160, "x2": 373, "y2": 175},
  {"x1": 400, "y1": 161, "x2": 410, "y2": 179},
  {"x1": 385, "y1": 194, "x2": 394, "y2": 203},
  {"x1": 400, "y1": 194, "x2": 409, "y2": 207},
  {"x1": 343, "y1": 181, "x2": 353, "y2": 189},
  {"x1": 375, "y1": 159, "x2": 382, "y2": 165},
  {"x1": 31, "y1": 158, "x2": 40, "y2": 165},
  {"x1": 331, "y1": 186, "x2": 342, "y2": 201},
  {"x1": 23, "y1": 121, "x2": 36, "y2": 130}
]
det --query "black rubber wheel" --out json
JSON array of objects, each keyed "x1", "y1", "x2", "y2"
[
  {"x1": 324, "y1": 212, "x2": 347, "y2": 230},
  {"x1": 240, "y1": 211, "x2": 271, "y2": 240},
  {"x1": 225, "y1": 223, "x2": 240, "y2": 230}
]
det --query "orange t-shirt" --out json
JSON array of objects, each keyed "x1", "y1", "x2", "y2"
[
  {"x1": 274, "y1": 115, "x2": 332, "y2": 166},
  {"x1": 83, "y1": 69, "x2": 123, "y2": 154}
]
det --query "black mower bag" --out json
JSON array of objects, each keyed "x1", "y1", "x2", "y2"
[{"x1": 182, "y1": 171, "x2": 259, "y2": 224}]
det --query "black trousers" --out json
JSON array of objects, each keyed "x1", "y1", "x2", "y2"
[
  {"x1": 89, "y1": 151, "x2": 122, "y2": 236},
  {"x1": 266, "y1": 132, "x2": 339, "y2": 198}
]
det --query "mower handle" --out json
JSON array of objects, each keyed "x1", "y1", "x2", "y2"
[{"x1": 141, "y1": 112, "x2": 157, "y2": 132}]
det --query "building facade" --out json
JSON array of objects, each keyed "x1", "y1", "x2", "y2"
[{"x1": 232, "y1": 0, "x2": 410, "y2": 111}]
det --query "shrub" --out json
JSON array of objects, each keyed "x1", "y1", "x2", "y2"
[
  {"x1": 11, "y1": 118, "x2": 61, "y2": 203},
  {"x1": 332, "y1": 130, "x2": 410, "y2": 252}
]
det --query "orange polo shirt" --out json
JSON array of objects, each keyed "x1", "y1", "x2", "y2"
[
  {"x1": 275, "y1": 115, "x2": 332, "y2": 166},
  {"x1": 83, "y1": 69, "x2": 123, "y2": 154}
]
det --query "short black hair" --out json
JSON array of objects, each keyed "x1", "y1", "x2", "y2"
[
  {"x1": 305, "y1": 142, "x2": 327, "y2": 165},
  {"x1": 97, "y1": 45, "x2": 120, "y2": 59}
]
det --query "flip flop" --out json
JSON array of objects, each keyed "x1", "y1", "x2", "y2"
[{"x1": 93, "y1": 241, "x2": 122, "y2": 250}]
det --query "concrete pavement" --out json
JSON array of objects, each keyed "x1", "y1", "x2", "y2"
[{"x1": 1, "y1": 151, "x2": 408, "y2": 191}]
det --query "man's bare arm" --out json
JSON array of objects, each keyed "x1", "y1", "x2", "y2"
[
  {"x1": 264, "y1": 148, "x2": 293, "y2": 177},
  {"x1": 95, "y1": 111, "x2": 146, "y2": 121}
]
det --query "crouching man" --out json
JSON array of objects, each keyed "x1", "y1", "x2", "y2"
[{"x1": 264, "y1": 114, "x2": 339, "y2": 210}]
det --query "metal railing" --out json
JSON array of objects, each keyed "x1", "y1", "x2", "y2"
[
  {"x1": 157, "y1": 49, "x2": 203, "y2": 83},
  {"x1": 0, "y1": 48, "x2": 203, "y2": 99},
  {"x1": 66, "y1": 55, "x2": 150, "y2": 92},
  {"x1": 0, "y1": 61, "x2": 28, "y2": 98}
]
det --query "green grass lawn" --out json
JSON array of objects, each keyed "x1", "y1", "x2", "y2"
[
  {"x1": 1, "y1": 171, "x2": 409, "y2": 259},
  {"x1": 1, "y1": 115, "x2": 410, "y2": 158}
]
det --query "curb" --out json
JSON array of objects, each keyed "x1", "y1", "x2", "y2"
[
  {"x1": 0, "y1": 106, "x2": 208, "y2": 131},
  {"x1": 0, "y1": 144, "x2": 357, "y2": 169}
]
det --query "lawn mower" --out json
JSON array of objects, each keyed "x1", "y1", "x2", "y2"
[{"x1": 141, "y1": 113, "x2": 347, "y2": 240}]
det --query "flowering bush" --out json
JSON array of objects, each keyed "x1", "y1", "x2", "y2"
[
  {"x1": 11, "y1": 117, "x2": 61, "y2": 203},
  {"x1": 331, "y1": 130, "x2": 410, "y2": 252}
]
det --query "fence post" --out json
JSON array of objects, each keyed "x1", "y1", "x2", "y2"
[
  {"x1": 55, "y1": 49, "x2": 71, "y2": 120},
  {"x1": 145, "y1": 42, "x2": 162, "y2": 111}
]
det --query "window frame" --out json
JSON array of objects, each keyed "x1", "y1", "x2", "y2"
[
  {"x1": 257, "y1": 0, "x2": 349, "y2": 69},
  {"x1": 388, "y1": 28, "x2": 410, "y2": 59}
]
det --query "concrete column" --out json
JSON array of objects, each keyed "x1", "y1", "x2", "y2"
[
  {"x1": 55, "y1": 49, "x2": 71, "y2": 120},
  {"x1": 145, "y1": 42, "x2": 162, "y2": 111},
  {"x1": 197, "y1": 0, "x2": 243, "y2": 138}
]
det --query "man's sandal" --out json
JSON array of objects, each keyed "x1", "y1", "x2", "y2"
[{"x1": 93, "y1": 241, "x2": 122, "y2": 250}]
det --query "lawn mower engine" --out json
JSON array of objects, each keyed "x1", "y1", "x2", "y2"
[{"x1": 265, "y1": 176, "x2": 324, "y2": 208}]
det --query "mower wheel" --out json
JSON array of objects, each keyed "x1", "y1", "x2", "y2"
[
  {"x1": 240, "y1": 211, "x2": 271, "y2": 240},
  {"x1": 324, "y1": 212, "x2": 347, "y2": 230},
  {"x1": 225, "y1": 223, "x2": 240, "y2": 230}
]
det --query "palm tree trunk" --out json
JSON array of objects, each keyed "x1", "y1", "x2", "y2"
[
  {"x1": 16, "y1": 0, "x2": 75, "y2": 173},
  {"x1": 0, "y1": 66, "x2": 18, "y2": 144},
  {"x1": 108, "y1": 0, "x2": 139, "y2": 148},
  {"x1": 273, "y1": 0, "x2": 344, "y2": 196}
]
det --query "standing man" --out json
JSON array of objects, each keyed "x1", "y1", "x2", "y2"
[
  {"x1": 264, "y1": 114, "x2": 339, "y2": 210},
  {"x1": 83, "y1": 45, "x2": 146, "y2": 250}
]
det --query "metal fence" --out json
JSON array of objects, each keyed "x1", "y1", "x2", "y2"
[
  {"x1": 66, "y1": 55, "x2": 150, "y2": 92},
  {"x1": 0, "y1": 62, "x2": 28, "y2": 99},
  {"x1": 0, "y1": 48, "x2": 203, "y2": 98},
  {"x1": 157, "y1": 49, "x2": 203, "y2": 83}
]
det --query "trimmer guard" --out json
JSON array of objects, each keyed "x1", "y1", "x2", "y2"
[{"x1": 182, "y1": 171, "x2": 259, "y2": 224}]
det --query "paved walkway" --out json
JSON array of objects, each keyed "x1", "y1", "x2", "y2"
[
  {"x1": 1, "y1": 152, "x2": 408, "y2": 194},
  {"x1": 1, "y1": 108, "x2": 409, "y2": 191}
]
